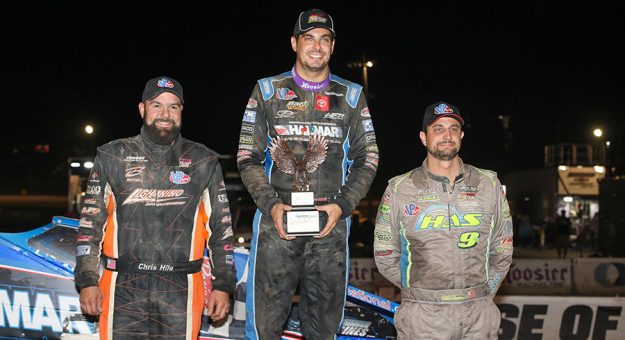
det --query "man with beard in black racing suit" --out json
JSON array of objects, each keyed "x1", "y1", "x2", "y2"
[
  {"x1": 75, "y1": 76, "x2": 235, "y2": 340},
  {"x1": 237, "y1": 8, "x2": 379, "y2": 340}
]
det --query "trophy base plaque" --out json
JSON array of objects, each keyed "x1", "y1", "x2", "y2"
[
  {"x1": 285, "y1": 192, "x2": 322, "y2": 236},
  {"x1": 286, "y1": 210, "x2": 321, "y2": 236}
]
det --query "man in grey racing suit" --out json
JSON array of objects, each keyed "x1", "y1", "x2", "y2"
[
  {"x1": 237, "y1": 8, "x2": 379, "y2": 339},
  {"x1": 374, "y1": 101, "x2": 513, "y2": 339}
]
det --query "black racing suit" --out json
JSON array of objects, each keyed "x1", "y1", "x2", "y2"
[
  {"x1": 237, "y1": 70, "x2": 378, "y2": 339},
  {"x1": 74, "y1": 129, "x2": 235, "y2": 340}
]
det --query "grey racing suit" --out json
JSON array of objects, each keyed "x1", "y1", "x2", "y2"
[
  {"x1": 237, "y1": 70, "x2": 378, "y2": 339},
  {"x1": 74, "y1": 130, "x2": 235, "y2": 340},
  {"x1": 374, "y1": 159, "x2": 513, "y2": 339}
]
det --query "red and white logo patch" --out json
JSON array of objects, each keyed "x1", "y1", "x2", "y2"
[{"x1": 315, "y1": 95, "x2": 329, "y2": 112}]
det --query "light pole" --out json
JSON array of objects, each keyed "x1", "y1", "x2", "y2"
[
  {"x1": 84, "y1": 124, "x2": 96, "y2": 156},
  {"x1": 362, "y1": 60, "x2": 373, "y2": 98},
  {"x1": 605, "y1": 140, "x2": 612, "y2": 175},
  {"x1": 347, "y1": 59, "x2": 374, "y2": 98},
  {"x1": 592, "y1": 127, "x2": 606, "y2": 166}
]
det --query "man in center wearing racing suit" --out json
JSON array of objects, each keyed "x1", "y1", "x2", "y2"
[
  {"x1": 237, "y1": 8, "x2": 379, "y2": 339},
  {"x1": 75, "y1": 76, "x2": 235, "y2": 339},
  {"x1": 374, "y1": 101, "x2": 513, "y2": 339}
]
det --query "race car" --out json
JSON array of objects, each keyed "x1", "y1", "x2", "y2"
[
  {"x1": 0, "y1": 216, "x2": 397, "y2": 339},
  {"x1": 0, "y1": 216, "x2": 96, "y2": 338}
]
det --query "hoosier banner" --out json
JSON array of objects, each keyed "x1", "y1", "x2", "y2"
[{"x1": 498, "y1": 259, "x2": 572, "y2": 295}]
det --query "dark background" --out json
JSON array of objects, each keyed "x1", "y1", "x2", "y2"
[{"x1": 3, "y1": 0, "x2": 624, "y2": 200}]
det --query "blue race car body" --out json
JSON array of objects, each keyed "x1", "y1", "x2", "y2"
[
  {"x1": 0, "y1": 216, "x2": 96, "y2": 338},
  {"x1": 0, "y1": 217, "x2": 397, "y2": 339}
]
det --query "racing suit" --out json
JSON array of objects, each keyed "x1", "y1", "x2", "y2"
[
  {"x1": 374, "y1": 159, "x2": 513, "y2": 339},
  {"x1": 237, "y1": 70, "x2": 378, "y2": 339},
  {"x1": 74, "y1": 129, "x2": 235, "y2": 340}
]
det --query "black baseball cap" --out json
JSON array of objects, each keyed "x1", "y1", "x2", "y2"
[
  {"x1": 141, "y1": 76, "x2": 184, "y2": 104},
  {"x1": 293, "y1": 8, "x2": 336, "y2": 38},
  {"x1": 422, "y1": 101, "x2": 464, "y2": 131}
]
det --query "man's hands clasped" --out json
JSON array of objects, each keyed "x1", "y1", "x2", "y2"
[{"x1": 270, "y1": 202, "x2": 342, "y2": 240}]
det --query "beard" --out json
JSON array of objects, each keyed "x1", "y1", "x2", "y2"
[
  {"x1": 427, "y1": 142, "x2": 460, "y2": 161},
  {"x1": 142, "y1": 118, "x2": 181, "y2": 145}
]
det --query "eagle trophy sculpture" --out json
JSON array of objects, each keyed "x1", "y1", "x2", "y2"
[{"x1": 269, "y1": 135, "x2": 328, "y2": 192}]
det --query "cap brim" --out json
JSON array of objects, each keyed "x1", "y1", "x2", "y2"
[
  {"x1": 429, "y1": 114, "x2": 464, "y2": 126},
  {"x1": 296, "y1": 25, "x2": 335, "y2": 37},
  {"x1": 145, "y1": 89, "x2": 184, "y2": 104}
]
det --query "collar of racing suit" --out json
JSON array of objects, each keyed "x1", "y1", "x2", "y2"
[
  {"x1": 418, "y1": 158, "x2": 466, "y2": 193},
  {"x1": 291, "y1": 65, "x2": 331, "y2": 92},
  {"x1": 140, "y1": 126, "x2": 183, "y2": 165}
]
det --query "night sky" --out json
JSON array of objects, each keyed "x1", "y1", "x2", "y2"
[{"x1": 5, "y1": 1, "x2": 624, "y2": 196}]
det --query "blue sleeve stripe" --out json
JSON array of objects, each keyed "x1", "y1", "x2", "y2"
[
  {"x1": 341, "y1": 130, "x2": 352, "y2": 185},
  {"x1": 264, "y1": 134, "x2": 273, "y2": 181}
]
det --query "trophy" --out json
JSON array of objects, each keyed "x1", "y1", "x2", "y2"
[{"x1": 269, "y1": 135, "x2": 328, "y2": 236}]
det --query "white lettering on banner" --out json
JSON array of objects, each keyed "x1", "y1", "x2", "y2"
[
  {"x1": 495, "y1": 295, "x2": 625, "y2": 340},
  {"x1": 0, "y1": 288, "x2": 92, "y2": 334}
]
